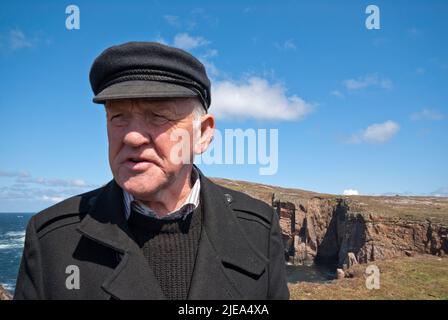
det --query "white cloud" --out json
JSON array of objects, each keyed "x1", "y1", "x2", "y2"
[
  {"x1": 202, "y1": 48, "x2": 218, "y2": 58},
  {"x1": 343, "y1": 189, "x2": 359, "y2": 196},
  {"x1": 153, "y1": 33, "x2": 168, "y2": 45},
  {"x1": 1, "y1": 29, "x2": 52, "y2": 52},
  {"x1": 173, "y1": 33, "x2": 209, "y2": 50},
  {"x1": 16, "y1": 176, "x2": 95, "y2": 188},
  {"x1": 162, "y1": 8, "x2": 217, "y2": 30},
  {"x1": 274, "y1": 39, "x2": 297, "y2": 51},
  {"x1": 410, "y1": 109, "x2": 445, "y2": 121},
  {"x1": 347, "y1": 120, "x2": 400, "y2": 144},
  {"x1": 153, "y1": 33, "x2": 211, "y2": 52},
  {"x1": 0, "y1": 170, "x2": 30, "y2": 178},
  {"x1": 9, "y1": 29, "x2": 33, "y2": 49},
  {"x1": 198, "y1": 49, "x2": 220, "y2": 77},
  {"x1": 343, "y1": 74, "x2": 392, "y2": 91},
  {"x1": 0, "y1": 185, "x2": 79, "y2": 202},
  {"x1": 41, "y1": 195, "x2": 65, "y2": 203},
  {"x1": 244, "y1": 6, "x2": 255, "y2": 13},
  {"x1": 0, "y1": 29, "x2": 36, "y2": 51},
  {"x1": 0, "y1": 170, "x2": 100, "y2": 206},
  {"x1": 71, "y1": 179, "x2": 89, "y2": 187},
  {"x1": 0, "y1": 169, "x2": 98, "y2": 203},
  {"x1": 330, "y1": 90, "x2": 344, "y2": 98},
  {"x1": 200, "y1": 58, "x2": 220, "y2": 77},
  {"x1": 152, "y1": 34, "x2": 310, "y2": 121},
  {"x1": 211, "y1": 77, "x2": 314, "y2": 121},
  {"x1": 416, "y1": 67, "x2": 426, "y2": 75},
  {"x1": 163, "y1": 15, "x2": 180, "y2": 27},
  {"x1": 408, "y1": 27, "x2": 423, "y2": 37},
  {"x1": 152, "y1": 33, "x2": 219, "y2": 77}
]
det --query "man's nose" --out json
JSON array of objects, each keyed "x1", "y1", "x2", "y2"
[{"x1": 123, "y1": 119, "x2": 151, "y2": 147}]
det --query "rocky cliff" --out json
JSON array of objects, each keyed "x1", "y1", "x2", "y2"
[
  {"x1": 0, "y1": 284, "x2": 12, "y2": 300},
  {"x1": 212, "y1": 177, "x2": 448, "y2": 268}
]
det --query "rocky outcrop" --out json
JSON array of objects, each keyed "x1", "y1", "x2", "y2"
[
  {"x1": 0, "y1": 284, "x2": 12, "y2": 300},
  {"x1": 274, "y1": 195, "x2": 448, "y2": 267},
  {"x1": 212, "y1": 177, "x2": 448, "y2": 268}
]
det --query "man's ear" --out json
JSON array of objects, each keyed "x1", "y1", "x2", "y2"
[{"x1": 194, "y1": 114, "x2": 215, "y2": 155}]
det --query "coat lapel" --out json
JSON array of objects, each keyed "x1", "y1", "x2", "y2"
[
  {"x1": 76, "y1": 166, "x2": 268, "y2": 300},
  {"x1": 76, "y1": 180, "x2": 165, "y2": 300},
  {"x1": 188, "y1": 167, "x2": 268, "y2": 299}
]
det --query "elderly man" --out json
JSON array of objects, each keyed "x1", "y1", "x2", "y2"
[{"x1": 14, "y1": 42, "x2": 289, "y2": 300}]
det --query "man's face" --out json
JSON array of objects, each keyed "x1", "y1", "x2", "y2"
[{"x1": 106, "y1": 98, "x2": 198, "y2": 200}]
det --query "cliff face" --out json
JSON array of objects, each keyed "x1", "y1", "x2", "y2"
[
  {"x1": 212, "y1": 177, "x2": 448, "y2": 267},
  {"x1": 297, "y1": 197, "x2": 448, "y2": 267},
  {"x1": 0, "y1": 284, "x2": 12, "y2": 300}
]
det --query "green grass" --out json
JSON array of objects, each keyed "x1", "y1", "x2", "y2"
[{"x1": 289, "y1": 254, "x2": 448, "y2": 300}]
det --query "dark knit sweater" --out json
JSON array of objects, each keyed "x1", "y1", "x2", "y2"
[{"x1": 127, "y1": 201, "x2": 203, "y2": 300}]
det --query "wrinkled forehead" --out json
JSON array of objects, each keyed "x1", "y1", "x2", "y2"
[{"x1": 105, "y1": 98, "x2": 195, "y2": 116}]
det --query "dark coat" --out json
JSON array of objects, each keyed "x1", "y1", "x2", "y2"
[{"x1": 14, "y1": 168, "x2": 289, "y2": 300}]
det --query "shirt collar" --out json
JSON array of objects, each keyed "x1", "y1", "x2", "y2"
[{"x1": 123, "y1": 166, "x2": 201, "y2": 221}]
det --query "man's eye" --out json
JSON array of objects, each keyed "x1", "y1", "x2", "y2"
[
  {"x1": 110, "y1": 114, "x2": 127, "y2": 125},
  {"x1": 110, "y1": 114, "x2": 122, "y2": 121},
  {"x1": 150, "y1": 113, "x2": 171, "y2": 125}
]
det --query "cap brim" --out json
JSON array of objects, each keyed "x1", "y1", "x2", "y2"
[{"x1": 92, "y1": 80, "x2": 198, "y2": 104}]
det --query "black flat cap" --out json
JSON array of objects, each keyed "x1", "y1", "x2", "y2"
[{"x1": 89, "y1": 41, "x2": 211, "y2": 111}]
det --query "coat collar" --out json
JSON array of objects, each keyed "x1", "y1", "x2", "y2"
[{"x1": 76, "y1": 166, "x2": 267, "y2": 300}]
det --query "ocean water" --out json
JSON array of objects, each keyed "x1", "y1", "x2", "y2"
[{"x1": 0, "y1": 213, "x2": 33, "y2": 295}]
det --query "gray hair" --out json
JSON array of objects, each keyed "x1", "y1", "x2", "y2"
[{"x1": 191, "y1": 98, "x2": 206, "y2": 118}]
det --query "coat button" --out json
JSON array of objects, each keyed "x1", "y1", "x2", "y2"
[{"x1": 224, "y1": 193, "x2": 233, "y2": 204}]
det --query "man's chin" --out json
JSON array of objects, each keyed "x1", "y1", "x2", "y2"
[{"x1": 119, "y1": 174, "x2": 166, "y2": 198}]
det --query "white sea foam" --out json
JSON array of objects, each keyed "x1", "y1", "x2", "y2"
[
  {"x1": 5, "y1": 231, "x2": 25, "y2": 237},
  {"x1": 1, "y1": 282, "x2": 15, "y2": 293},
  {"x1": 0, "y1": 230, "x2": 26, "y2": 250},
  {"x1": 0, "y1": 243, "x2": 24, "y2": 250}
]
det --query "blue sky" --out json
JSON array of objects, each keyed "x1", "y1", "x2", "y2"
[{"x1": 0, "y1": 0, "x2": 447, "y2": 212}]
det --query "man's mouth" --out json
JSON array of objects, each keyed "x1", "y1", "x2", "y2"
[
  {"x1": 123, "y1": 156, "x2": 157, "y2": 170},
  {"x1": 129, "y1": 157, "x2": 145, "y2": 163}
]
